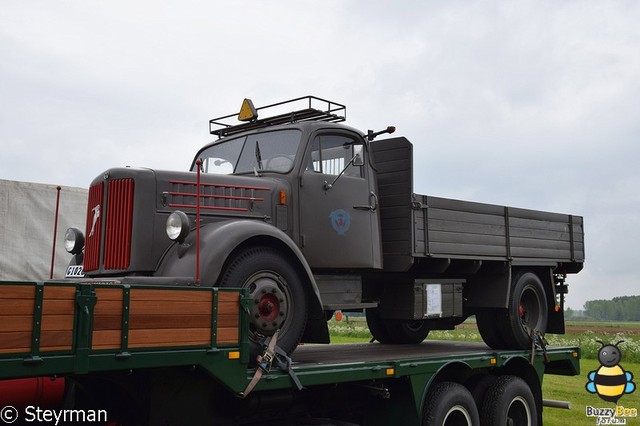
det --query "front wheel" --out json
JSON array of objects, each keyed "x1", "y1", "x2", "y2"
[{"x1": 219, "y1": 246, "x2": 307, "y2": 355}]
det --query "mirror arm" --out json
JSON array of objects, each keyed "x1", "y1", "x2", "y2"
[{"x1": 323, "y1": 154, "x2": 359, "y2": 191}]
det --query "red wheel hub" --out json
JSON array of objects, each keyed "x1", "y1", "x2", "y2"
[{"x1": 258, "y1": 294, "x2": 280, "y2": 322}]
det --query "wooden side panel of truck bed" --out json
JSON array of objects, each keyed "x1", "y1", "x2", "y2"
[{"x1": 0, "y1": 282, "x2": 241, "y2": 358}]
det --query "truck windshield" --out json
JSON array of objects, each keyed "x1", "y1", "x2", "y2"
[{"x1": 194, "y1": 129, "x2": 302, "y2": 175}]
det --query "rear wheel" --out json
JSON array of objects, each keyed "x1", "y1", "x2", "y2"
[
  {"x1": 385, "y1": 319, "x2": 431, "y2": 344},
  {"x1": 365, "y1": 308, "x2": 395, "y2": 343},
  {"x1": 422, "y1": 382, "x2": 479, "y2": 426},
  {"x1": 219, "y1": 246, "x2": 307, "y2": 355},
  {"x1": 476, "y1": 308, "x2": 507, "y2": 349},
  {"x1": 502, "y1": 271, "x2": 548, "y2": 349},
  {"x1": 366, "y1": 309, "x2": 430, "y2": 344},
  {"x1": 480, "y1": 375, "x2": 537, "y2": 426}
]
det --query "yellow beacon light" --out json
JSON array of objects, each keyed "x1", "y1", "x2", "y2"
[{"x1": 238, "y1": 98, "x2": 258, "y2": 122}]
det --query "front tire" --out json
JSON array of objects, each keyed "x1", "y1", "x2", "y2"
[{"x1": 219, "y1": 246, "x2": 307, "y2": 355}]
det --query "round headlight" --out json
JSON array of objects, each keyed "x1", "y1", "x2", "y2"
[
  {"x1": 166, "y1": 211, "x2": 190, "y2": 243},
  {"x1": 64, "y1": 227, "x2": 85, "y2": 255}
]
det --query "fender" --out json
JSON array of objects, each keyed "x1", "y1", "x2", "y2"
[{"x1": 156, "y1": 219, "x2": 329, "y2": 343}]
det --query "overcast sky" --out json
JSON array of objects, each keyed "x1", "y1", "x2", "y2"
[{"x1": 2, "y1": 1, "x2": 638, "y2": 309}]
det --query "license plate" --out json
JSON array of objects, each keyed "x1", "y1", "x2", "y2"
[{"x1": 65, "y1": 265, "x2": 85, "y2": 278}]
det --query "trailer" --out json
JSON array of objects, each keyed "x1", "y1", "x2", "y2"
[{"x1": 0, "y1": 280, "x2": 580, "y2": 425}]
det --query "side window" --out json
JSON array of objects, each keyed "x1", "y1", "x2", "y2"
[{"x1": 308, "y1": 134, "x2": 363, "y2": 178}]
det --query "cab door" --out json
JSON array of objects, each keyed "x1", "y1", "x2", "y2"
[{"x1": 298, "y1": 132, "x2": 381, "y2": 269}]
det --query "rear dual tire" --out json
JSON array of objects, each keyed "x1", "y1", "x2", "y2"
[
  {"x1": 422, "y1": 382, "x2": 479, "y2": 426},
  {"x1": 480, "y1": 376, "x2": 537, "y2": 426},
  {"x1": 477, "y1": 270, "x2": 548, "y2": 349},
  {"x1": 422, "y1": 376, "x2": 537, "y2": 426}
]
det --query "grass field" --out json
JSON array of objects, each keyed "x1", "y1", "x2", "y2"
[{"x1": 328, "y1": 317, "x2": 640, "y2": 425}]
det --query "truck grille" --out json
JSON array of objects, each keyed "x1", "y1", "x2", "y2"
[
  {"x1": 104, "y1": 179, "x2": 135, "y2": 270},
  {"x1": 84, "y1": 182, "x2": 104, "y2": 272},
  {"x1": 84, "y1": 179, "x2": 135, "y2": 272}
]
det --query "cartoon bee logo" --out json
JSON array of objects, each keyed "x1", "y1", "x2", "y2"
[{"x1": 586, "y1": 340, "x2": 636, "y2": 403}]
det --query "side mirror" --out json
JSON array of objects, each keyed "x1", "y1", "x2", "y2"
[{"x1": 353, "y1": 145, "x2": 364, "y2": 166}]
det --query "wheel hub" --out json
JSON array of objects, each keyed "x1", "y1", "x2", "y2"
[{"x1": 247, "y1": 275, "x2": 289, "y2": 335}]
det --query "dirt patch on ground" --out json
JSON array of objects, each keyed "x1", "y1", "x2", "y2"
[
  {"x1": 565, "y1": 325, "x2": 640, "y2": 335},
  {"x1": 457, "y1": 322, "x2": 640, "y2": 336}
]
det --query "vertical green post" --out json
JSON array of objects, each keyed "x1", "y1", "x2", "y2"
[
  {"x1": 74, "y1": 283, "x2": 97, "y2": 373},
  {"x1": 24, "y1": 282, "x2": 45, "y2": 363},
  {"x1": 117, "y1": 285, "x2": 131, "y2": 358}
]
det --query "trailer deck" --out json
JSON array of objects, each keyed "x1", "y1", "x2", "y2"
[
  {"x1": 0, "y1": 280, "x2": 579, "y2": 393},
  {"x1": 0, "y1": 279, "x2": 581, "y2": 425}
]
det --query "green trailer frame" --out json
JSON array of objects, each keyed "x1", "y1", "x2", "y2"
[{"x1": 0, "y1": 280, "x2": 580, "y2": 425}]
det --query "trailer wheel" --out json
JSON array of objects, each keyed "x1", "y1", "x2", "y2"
[
  {"x1": 502, "y1": 271, "x2": 548, "y2": 349},
  {"x1": 422, "y1": 382, "x2": 479, "y2": 426},
  {"x1": 220, "y1": 246, "x2": 307, "y2": 355},
  {"x1": 480, "y1": 375, "x2": 537, "y2": 426}
]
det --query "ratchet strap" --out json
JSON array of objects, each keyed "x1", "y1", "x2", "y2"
[
  {"x1": 529, "y1": 329, "x2": 549, "y2": 365},
  {"x1": 239, "y1": 331, "x2": 303, "y2": 398}
]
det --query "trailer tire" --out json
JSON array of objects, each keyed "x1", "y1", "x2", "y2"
[
  {"x1": 422, "y1": 381, "x2": 479, "y2": 426},
  {"x1": 220, "y1": 246, "x2": 307, "y2": 355},
  {"x1": 502, "y1": 271, "x2": 548, "y2": 349},
  {"x1": 480, "y1": 375, "x2": 537, "y2": 426}
]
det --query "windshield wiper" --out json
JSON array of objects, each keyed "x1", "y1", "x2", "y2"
[{"x1": 254, "y1": 141, "x2": 263, "y2": 177}]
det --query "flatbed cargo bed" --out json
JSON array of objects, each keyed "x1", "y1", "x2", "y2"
[
  {"x1": 0, "y1": 280, "x2": 579, "y2": 388},
  {"x1": 371, "y1": 137, "x2": 585, "y2": 273}
]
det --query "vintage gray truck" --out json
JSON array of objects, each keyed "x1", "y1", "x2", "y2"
[{"x1": 64, "y1": 96, "x2": 584, "y2": 355}]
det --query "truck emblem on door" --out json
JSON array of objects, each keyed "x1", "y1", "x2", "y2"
[
  {"x1": 329, "y1": 209, "x2": 351, "y2": 235},
  {"x1": 89, "y1": 204, "x2": 100, "y2": 237}
]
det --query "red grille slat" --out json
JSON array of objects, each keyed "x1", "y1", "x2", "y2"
[
  {"x1": 104, "y1": 179, "x2": 134, "y2": 270},
  {"x1": 84, "y1": 182, "x2": 104, "y2": 272},
  {"x1": 169, "y1": 180, "x2": 270, "y2": 191},
  {"x1": 168, "y1": 203, "x2": 249, "y2": 212},
  {"x1": 167, "y1": 180, "x2": 270, "y2": 212},
  {"x1": 168, "y1": 191, "x2": 264, "y2": 202}
]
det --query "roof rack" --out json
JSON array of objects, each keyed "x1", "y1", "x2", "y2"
[{"x1": 209, "y1": 96, "x2": 346, "y2": 138}]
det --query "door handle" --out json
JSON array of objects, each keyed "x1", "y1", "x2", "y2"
[{"x1": 353, "y1": 192, "x2": 378, "y2": 211}]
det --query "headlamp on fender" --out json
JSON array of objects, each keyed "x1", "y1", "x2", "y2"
[{"x1": 166, "y1": 211, "x2": 190, "y2": 243}]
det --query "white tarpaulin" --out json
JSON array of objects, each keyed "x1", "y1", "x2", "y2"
[{"x1": 0, "y1": 179, "x2": 88, "y2": 281}]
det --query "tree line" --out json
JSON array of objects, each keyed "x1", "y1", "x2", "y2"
[{"x1": 573, "y1": 295, "x2": 640, "y2": 321}]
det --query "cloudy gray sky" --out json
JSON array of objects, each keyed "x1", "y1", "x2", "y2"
[{"x1": 2, "y1": 1, "x2": 638, "y2": 309}]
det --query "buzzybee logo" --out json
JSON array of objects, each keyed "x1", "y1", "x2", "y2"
[
  {"x1": 586, "y1": 340, "x2": 636, "y2": 403},
  {"x1": 585, "y1": 340, "x2": 637, "y2": 425}
]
